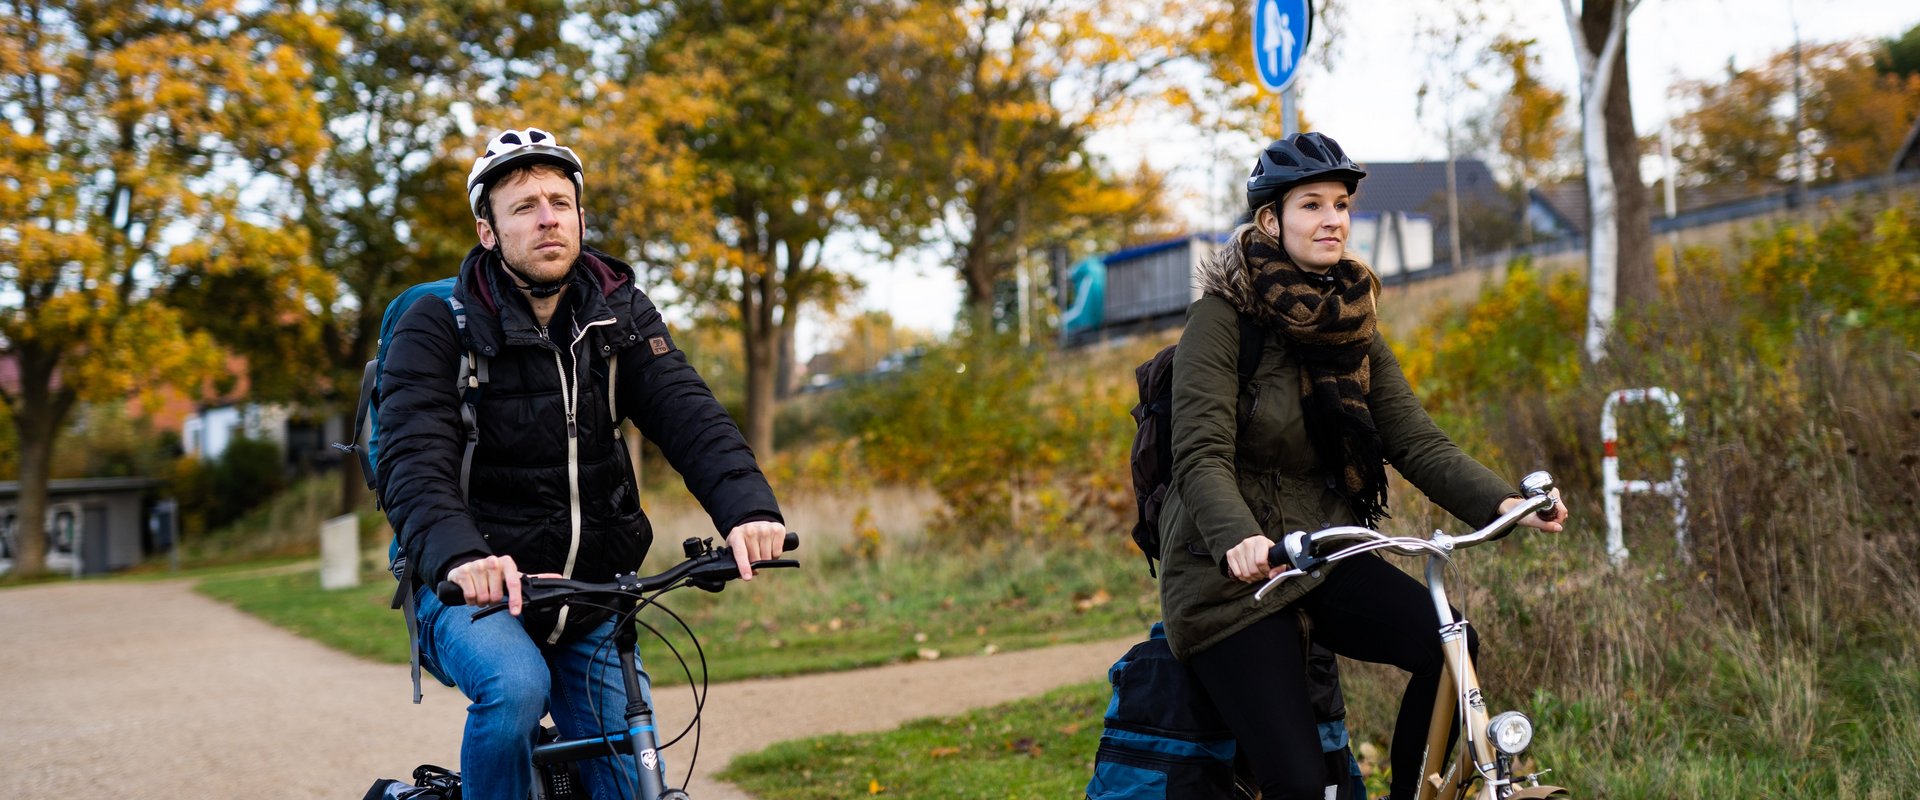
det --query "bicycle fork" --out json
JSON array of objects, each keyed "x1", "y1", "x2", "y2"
[
  {"x1": 1417, "y1": 558, "x2": 1499, "y2": 800},
  {"x1": 618, "y1": 645, "x2": 687, "y2": 800}
]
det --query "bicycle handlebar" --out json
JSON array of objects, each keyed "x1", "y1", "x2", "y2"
[
  {"x1": 1254, "y1": 472, "x2": 1557, "y2": 601},
  {"x1": 435, "y1": 531, "x2": 800, "y2": 612}
]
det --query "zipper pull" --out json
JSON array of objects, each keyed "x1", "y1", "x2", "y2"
[{"x1": 566, "y1": 414, "x2": 578, "y2": 440}]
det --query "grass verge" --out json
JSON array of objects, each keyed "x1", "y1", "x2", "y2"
[
  {"x1": 720, "y1": 681, "x2": 1110, "y2": 800},
  {"x1": 192, "y1": 536, "x2": 1160, "y2": 686}
]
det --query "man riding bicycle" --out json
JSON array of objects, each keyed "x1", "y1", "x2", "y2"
[{"x1": 377, "y1": 126, "x2": 787, "y2": 800}]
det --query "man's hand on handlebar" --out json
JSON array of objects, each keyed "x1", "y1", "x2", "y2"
[
  {"x1": 727, "y1": 520, "x2": 788, "y2": 581},
  {"x1": 445, "y1": 555, "x2": 561, "y2": 617},
  {"x1": 1501, "y1": 486, "x2": 1569, "y2": 533},
  {"x1": 1226, "y1": 534, "x2": 1283, "y2": 583}
]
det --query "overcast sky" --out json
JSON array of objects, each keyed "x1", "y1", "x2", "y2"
[{"x1": 816, "y1": 0, "x2": 1920, "y2": 351}]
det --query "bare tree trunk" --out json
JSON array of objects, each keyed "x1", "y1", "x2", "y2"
[
  {"x1": 775, "y1": 323, "x2": 797, "y2": 400},
  {"x1": 775, "y1": 238, "x2": 804, "y2": 401},
  {"x1": 740, "y1": 263, "x2": 779, "y2": 459},
  {"x1": 1565, "y1": 0, "x2": 1637, "y2": 362},
  {"x1": 12, "y1": 419, "x2": 55, "y2": 578},
  {"x1": 1585, "y1": 2, "x2": 1657, "y2": 309},
  {"x1": 961, "y1": 236, "x2": 998, "y2": 336},
  {"x1": 9, "y1": 345, "x2": 76, "y2": 579}
]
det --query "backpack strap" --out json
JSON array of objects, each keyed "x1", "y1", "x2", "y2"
[
  {"x1": 396, "y1": 347, "x2": 485, "y2": 705},
  {"x1": 347, "y1": 358, "x2": 378, "y2": 489},
  {"x1": 1235, "y1": 313, "x2": 1264, "y2": 387},
  {"x1": 395, "y1": 294, "x2": 486, "y2": 706},
  {"x1": 456, "y1": 351, "x2": 487, "y2": 501}
]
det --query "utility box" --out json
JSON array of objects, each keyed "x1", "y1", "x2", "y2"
[{"x1": 319, "y1": 513, "x2": 361, "y2": 590}]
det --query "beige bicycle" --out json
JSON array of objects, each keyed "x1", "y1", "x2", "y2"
[{"x1": 1255, "y1": 471, "x2": 1571, "y2": 800}]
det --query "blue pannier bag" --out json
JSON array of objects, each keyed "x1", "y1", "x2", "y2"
[{"x1": 1086, "y1": 622, "x2": 1365, "y2": 800}]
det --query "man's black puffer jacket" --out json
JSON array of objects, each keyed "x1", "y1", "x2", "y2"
[{"x1": 377, "y1": 244, "x2": 782, "y2": 642}]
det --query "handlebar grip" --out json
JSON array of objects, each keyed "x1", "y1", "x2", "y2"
[
  {"x1": 435, "y1": 580, "x2": 467, "y2": 606},
  {"x1": 781, "y1": 531, "x2": 800, "y2": 552}
]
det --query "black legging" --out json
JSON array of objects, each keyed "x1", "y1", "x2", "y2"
[{"x1": 1187, "y1": 554, "x2": 1479, "y2": 800}]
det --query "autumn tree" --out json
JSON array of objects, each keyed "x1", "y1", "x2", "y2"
[
  {"x1": 867, "y1": 0, "x2": 1195, "y2": 334},
  {"x1": 1813, "y1": 42, "x2": 1920, "y2": 178},
  {"x1": 0, "y1": 1, "x2": 329, "y2": 576},
  {"x1": 1878, "y1": 22, "x2": 1920, "y2": 78},
  {"x1": 1670, "y1": 58, "x2": 1798, "y2": 188},
  {"x1": 563, "y1": 0, "x2": 889, "y2": 458},
  {"x1": 1675, "y1": 41, "x2": 1920, "y2": 188},
  {"x1": 815, "y1": 310, "x2": 935, "y2": 379},
  {"x1": 1488, "y1": 35, "x2": 1573, "y2": 242},
  {"x1": 275, "y1": 0, "x2": 572, "y2": 513},
  {"x1": 1178, "y1": 0, "x2": 1348, "y2": 141}
]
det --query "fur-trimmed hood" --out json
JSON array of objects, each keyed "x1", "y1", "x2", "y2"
[{"x1": 1194, "y1": 224, "x2": 1265, "y2": 320}]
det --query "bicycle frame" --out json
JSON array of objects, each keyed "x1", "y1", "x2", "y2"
[
  {"x1": 1257, "y1": 473, "x2": 1569, "y2": 800},
  {"x1": 1415, "y1": 549, "x2": 1565, "y2": 800},
  {"x1": 521, "y1": 616, "x2": 681, "y2": 800},
  {"x1": 433, "y1": 533, "x2": 800, "y2": 800}
]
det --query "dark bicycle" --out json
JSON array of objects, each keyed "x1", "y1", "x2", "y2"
[{"x1": 365, "y1": 532, "x2": 800, "y2": 800}]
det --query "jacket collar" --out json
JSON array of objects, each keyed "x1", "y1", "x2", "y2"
[{"x1": 454, "y1": 244, "x2": 639, "y2": 354}]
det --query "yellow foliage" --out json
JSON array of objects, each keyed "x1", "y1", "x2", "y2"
[{"x1": 3, "y1": 1, "x2": 332, "y2": 463}]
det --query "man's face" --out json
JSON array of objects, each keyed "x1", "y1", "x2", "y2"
[{"x1": 476, "y1": 167, "x2": 581, "y2": 284}]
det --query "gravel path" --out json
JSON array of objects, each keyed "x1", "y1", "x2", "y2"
[{"x1": 0, "y1": 579, "x2": 1133, "y2": 798}]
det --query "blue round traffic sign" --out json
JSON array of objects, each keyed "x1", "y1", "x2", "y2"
[{"x1": 1252, "y1": 0, "x2": 1312, "y2": 93}]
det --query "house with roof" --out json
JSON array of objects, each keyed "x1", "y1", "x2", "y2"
[{"x1": 1354, "y1": 159, "x2": 1518, "y2": 270}]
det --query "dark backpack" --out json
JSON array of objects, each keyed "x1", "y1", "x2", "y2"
[
  {"x1": 335, "y1": 276, "x2": 484, "y2": 500},
  {"x1": 331, "y1": 277, "x2": 488, "y2": 704},
  {"x1": 1128, "y1": 314, "x2": 1264, "y2": 576},
  {"x1": 1085, "y1": 622, "x2": 1365, "y2": 800}
]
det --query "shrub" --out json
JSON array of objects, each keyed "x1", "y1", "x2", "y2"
[
  {"x1": 172, "y1": 436, "x2": 288, "y2": 537},
  {"x1": 828, "y1": 333, "x2": 1137, "y2": 544},
  {"x1": 1384, "y1": 199, "x2": 1920, "y2": 703}
]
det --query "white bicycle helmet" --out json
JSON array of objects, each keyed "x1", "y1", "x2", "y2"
[{"x1": 466, "y1": 127, "x2": 584, "y2": 220}]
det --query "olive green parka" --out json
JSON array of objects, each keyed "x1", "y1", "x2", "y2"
[{"x1": 1157, "y1": 237, "x2": 1517, "y2": 661}]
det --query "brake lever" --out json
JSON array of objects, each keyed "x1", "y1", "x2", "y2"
[{"x1": 467, "y1": 577, "x2": 588, "y2": 620}]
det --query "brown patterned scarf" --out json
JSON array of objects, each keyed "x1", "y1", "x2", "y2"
[{"x1": 1244, "y1": 230, "x2": 1390, "y2": 527}]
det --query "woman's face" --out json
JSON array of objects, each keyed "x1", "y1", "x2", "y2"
[{"x1": 1261, "y1": 180, "x2": 1351, "y2": 272}]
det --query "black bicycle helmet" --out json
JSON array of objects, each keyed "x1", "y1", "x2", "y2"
[{"x1": 1245, "y1": 131, "x2": 1366, "y2": 212}]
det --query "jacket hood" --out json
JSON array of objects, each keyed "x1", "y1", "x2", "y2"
[
  {"x1": 456, "y1": 244, "x2": 635, "y2": 316},
  {"x1": 1194, "y1": 225, "x2": 1266, "y2": 321},
  {"x1": 454, "y1": 244, "x2": 640, "y2": 353}
]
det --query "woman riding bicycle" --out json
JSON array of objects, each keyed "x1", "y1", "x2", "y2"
[{"x1": 1157, "y1": 131, "x2": 1568, "y2": 800}]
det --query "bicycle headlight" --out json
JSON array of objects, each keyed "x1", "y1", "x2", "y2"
[{"x1": 1488, "y1": 711, "x2": 1534, "y2": 755}]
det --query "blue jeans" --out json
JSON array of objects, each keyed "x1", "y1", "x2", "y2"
[{"x1": 415, "y1": 584, "x2": 657, "y2": 800}]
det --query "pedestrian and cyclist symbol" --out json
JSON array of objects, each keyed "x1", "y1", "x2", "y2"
[{"x1": 1252, "y1": 0, "x2": 1312, "y2": 93}]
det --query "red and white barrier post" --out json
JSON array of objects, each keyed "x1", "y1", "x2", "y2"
[{"x1": 1601, "y1": 387, "x2": 1688, "y2": 566}]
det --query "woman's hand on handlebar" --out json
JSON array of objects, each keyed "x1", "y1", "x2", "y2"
[
  {"x1": 445, "y1": 555, "x2": 560, "y2": 616},
  {"x1": 1501, "y1": 486, "x2": 1569, "y2": 533},
  {"x1": 727, "y1": 520, "x2": 788, "y2": 580},
  {"x1": 1225, "y1": 534, "x2": 1282, "y2": 583}
]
